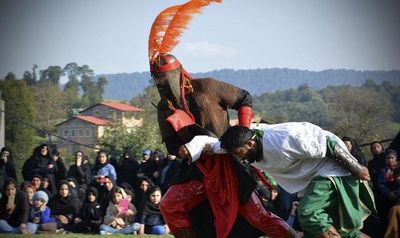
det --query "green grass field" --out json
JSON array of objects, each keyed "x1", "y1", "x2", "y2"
[{"x1": 3, "y1": 235, "x2": 174, "y2": 238}]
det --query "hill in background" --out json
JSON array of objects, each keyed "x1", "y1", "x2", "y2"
[{"x1": 99, "y1": 68, "x2": 400, "y2": 100}]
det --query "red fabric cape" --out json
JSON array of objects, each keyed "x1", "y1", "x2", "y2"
[{"x1": 196, "y1": 153, "x2": 240, "y2": 238}]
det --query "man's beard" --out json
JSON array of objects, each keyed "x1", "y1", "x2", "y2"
[{"x1": 245, "y1": 147, "x2": 262, "y2": 163}]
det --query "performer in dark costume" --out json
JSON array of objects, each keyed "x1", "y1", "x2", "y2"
[{"x1": 147, "y1": 1, "x2": 297, "y2": 238}]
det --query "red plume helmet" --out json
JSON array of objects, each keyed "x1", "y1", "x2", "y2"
[{"x1": 148, "y1": 0, "x2": 222, "y2": 74}]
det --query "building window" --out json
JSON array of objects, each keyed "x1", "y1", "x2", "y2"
[
  {"x1": 94, "y1": 110, "x2": 100, "y2": 117},
  {"x1": 124, "y1": 111, "x2": 133, "y2": 118},
  {"x1": 64, "y1": 129, "x2": 69, "y2": 137},
  {"x1": 108, "y1": 110, "x2": 116, "y2": 119},
  {"x1": 70, "y1": 144, "x2": 77, "y2": 153},
  {"x1": 71, "y1": 129, "x2": 75, "y2": 137},
  {"x1": 78, "y1": 129, "x2": 83, "y2": 137},
  {"x1": 85, "y1": 128, "x2": 91, "y2": 137}
]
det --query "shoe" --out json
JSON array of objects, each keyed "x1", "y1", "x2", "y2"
[
  {"x1": 100, "y1": 230, "x2": 112, "y2": 235},
  {"x1": 37, "y1": 230, "x2": 56, "y2": 234},
  {"x1": 20, "y1": 223, "x2": 29, "y2": 234},
  {"x1": 56, "y1": 229, "x2": 67, "y2": 234}
]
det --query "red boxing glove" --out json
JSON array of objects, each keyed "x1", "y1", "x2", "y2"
[
  {"x1": 238, "y1": 106, "x2": 253, "y2": 128},
  {"x1": 166, "y1": 109, "x2": 195, "y2": 132}
]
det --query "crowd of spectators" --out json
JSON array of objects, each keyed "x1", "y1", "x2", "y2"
[
  {"x1": 0, "y1": 129, "x2": 399, "y2": 236},
  {"x1": 0, "y1": 145, "x2": 173, "y2": 235}
]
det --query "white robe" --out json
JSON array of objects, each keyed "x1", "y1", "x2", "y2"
[
  {"x1": 185, "y1": 122, "x2": 350, "y2": 194},
  {"x1": 252, "y1": 122, "x2": 349, "y2": 193}
]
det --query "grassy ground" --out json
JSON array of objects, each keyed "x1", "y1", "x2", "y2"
[{"x1": 4, "y1": 235, "x2": 174, "y2": 238}]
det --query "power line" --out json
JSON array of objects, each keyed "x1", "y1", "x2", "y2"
[
  {"x1": 359, "y1": 138, "x2": 393, "y2": 148},
  {"x1": 1, "y1": 109, "x2": 98, "y2": 149},
  {"x1": 1, "y1": 110, "x2": 396, "y2": 150}
]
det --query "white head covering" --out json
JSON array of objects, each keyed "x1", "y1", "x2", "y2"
[{"x1": 185, "y1": 136, "x2": 221, "y2": 162}]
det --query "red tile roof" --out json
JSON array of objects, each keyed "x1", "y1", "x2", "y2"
[
  {"x1": 100, "y1": 102, "x2": 143, "y2": 112},
  {"x1": 76, "y1": 116, "x2": 111, "y2": 125}
]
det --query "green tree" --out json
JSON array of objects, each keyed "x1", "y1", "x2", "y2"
[
  {"x1": 80, "y1": 65, "x2": 95, "y2": 108},
  {"x1": 63, "y1": 62, "x2": 83, "y2": 113},
  {"x1": 4, "y1": 72, "x2": 16, "y2": 81},
  {"x1": 0, "y1": 78, "x2": 36, "y2": 181},
  {"x1": 63, "y1": 77, "x2": 81, "y2": 114},
  {"x1": 85, "y1": 76, "x2": 109, "y2": 110},
  {"x1": 39, "y1": 65, "x2": 64, "y2": 85},
  {"x1": 99, "y1": 85, "x2": 164, "y2": 156},
  {"x1": 130, "y1": 84, "x2": 160, "y2": 121},
  {"x1": 99, "y1": 120, "x2": 164, "y2": 158},
  {"x1": 32, "y1": 81, "x2": 68, "y2": 138},
  {"x1": 32, "y1": 64, "x2": 38, "y2": 82},
  {"x1": 97, "y1": 76, "x2": 108, "y2": 96},
  {"x1": 23, "y1": 70, "x2": 36, "y2": 86},
  {"x1": 62, "y1": 63, "x2": 107, "y2": 113},
  {"x1": 63, "y1": 63, "x2": 80, "y2": 79},
  {"x1": 253, "y1": 85, "x2": 330, "y2": 126},
  {"x1": 326, "y1": 87, "x2": 392, "y2": 142},
  {"x1": 374, "y1": 81, "x2": 400, "y2": 122}
]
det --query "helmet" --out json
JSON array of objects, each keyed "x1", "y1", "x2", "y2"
[
  {"x1": 150, "y1": 54, "x2": 181, "y2": 74},
  {"x1": 151, "y1": 54, "x2": 186, "y2": 108}
]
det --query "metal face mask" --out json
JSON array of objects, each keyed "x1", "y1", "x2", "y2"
[
  {"x1": 154, "y1": 68, "x2": 183, "y2": 108},
  {"x1": 151, "y1": 54, "x2": 186, "y2": 109}
]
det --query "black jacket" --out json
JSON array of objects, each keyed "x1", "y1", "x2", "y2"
[
  {"x1": 80, "y1": 187, "x2": 102, "y2": 223},
  {"x1": 68, "y1": 160, "x2": 92, "y2": 187},
  {"x1": 0, "y1": 147, "x2": 17, "y2": 182},
  {"x1": 48, "y1": 181, "x2": 81, "y2": 225},
  {"x1": 54, "y1": 158, "x2": 68, "y2": 184},
  {"x1": 22, "y1": 145, "x2": 57, "y2": 195},
  {"x1": 117, "y1": 156, "x2": 139, "y2": 190},
  {"x1": 0, "y1": 180, "x2": 29, "y2": 227},
  {"x1": 97, "y1": 178, "x2": 116, "y2": 216},
  {"x1": 158, "y1": 158, "x2": 181, "y2": 193},
  {"x1": 0, "y1": 160, "x2": 17, "y2": 189}
]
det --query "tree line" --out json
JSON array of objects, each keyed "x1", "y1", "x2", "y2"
[
  {"x1": 1, "y1": 65, "x2": 399, "y2": 180},
  {"x1": 0, "y1": 63, "x2": 108, "y2": 178},
  {"x1": 252, "y1": 80, "x2": 399, "y2": 145}
]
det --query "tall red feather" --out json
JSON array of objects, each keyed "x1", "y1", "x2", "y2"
[{"x1": 148, "y1": 0, "x2": 222, "y2": 62}]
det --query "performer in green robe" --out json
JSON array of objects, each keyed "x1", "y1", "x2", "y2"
[{"x1": 183, "y1": 122, "x2": 375, "y2": 237}]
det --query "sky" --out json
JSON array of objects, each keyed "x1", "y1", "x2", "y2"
[{"x1": 1, "y1": 0, "x2": 400, "y2": 79}]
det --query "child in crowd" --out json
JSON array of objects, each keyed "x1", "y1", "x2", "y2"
[
  {"x1": 99, "y1": 187, "x2": 139, "y2": 235},
  {"x1": 124, "y1": 189, "x2": 135, "y2": 204},
  {"x1": 28, "y1": 191, "x2": 57, "y2": 233},
  {"x1": 69, "y1": 187, "x2": 103, "y2": 233},
  {"x1": 138, "y1": 186, "x2": 169, "y2": 235},
  {"x1": 22, "y1": 184, "x2": 36, "y2": 205},
  {"x1": 93, "y1": 150, "x2": 117, "y2": 186}
]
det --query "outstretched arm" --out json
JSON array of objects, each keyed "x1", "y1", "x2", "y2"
[
  {"x1": 327, "y1": 137, "x2": 370, "y2": 181},
  {"x1": 178, "y1": 136, "x2": 221, "y2": 163}
]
